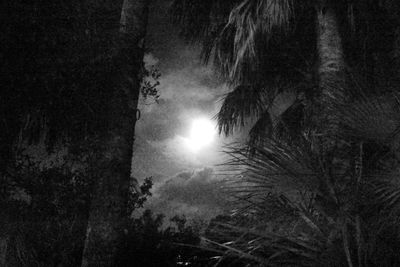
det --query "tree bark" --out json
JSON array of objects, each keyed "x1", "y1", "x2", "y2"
[
  {"x1": 314, "y1": 1, "x2": 345, "y2": 143},
  {"x1": 315, "y1": 5, "x2": 358, "y2": 266},
  {"x1": 81, "y1": 1, "x2": 149, "y2": 266},
  {"x1": 315, "y1": 0, "x2": 345, "y2": 142},
  {"x1": 316, "y1": 1, "x2": 345, "y2": 105},
  {"x1": 313, "y1": 0, "x2": 344, "y2": 234}
]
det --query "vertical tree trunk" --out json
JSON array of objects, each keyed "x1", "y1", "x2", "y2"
[
  {"x1": 315, "y1": 1, "x2": 345, "y2": 140},
  {"x1": 81, "y1": 1, "x2": 149, "y2": 266},
  {"x1": 315, "y1": 4, "x2": 355, "y2": 266},
  {"x1": 316, "y1": 1, "x2": 345, "y2": 105},
  {"x1": 314, "y1": 9, "x2": 345, "y2": 213},
  {"x1": 315, "y1": 0, "x2": 345, "y2": 140}
]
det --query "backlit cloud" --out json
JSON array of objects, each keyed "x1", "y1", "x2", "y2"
[
  {"x1": 145, "y1": 167, "x2": 229, "y2": 221},
  {"x1": 131, "y1": 0, "x2": 231, "y2": 222}
]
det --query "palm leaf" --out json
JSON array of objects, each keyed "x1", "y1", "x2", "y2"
[
  {"x1": 171, "y1": 0, "x2": 239, "y2": 60},
  {"x1": 336, "y1": 93, "x2": 400, "y2": 145},
  {"x1": 366, "y1": 172, "x2": 400, "y2": 212},
  {"x1": 172, "y1": 0, "x2": 297, "y2": 85},
  {"x1": 248, "y1": 111, "x2": 274, "y2": 147},
  {"x1": 173, "y1": 0, "x2": 316, "y2": 139},
  {"x1": 216, "y1": 84, "x2": 271, "y2": 136},
  {"x1": 271, "y1": 100, "x2": 305, "y2": 145},
  {"x1": 216, "y1": 0, "x2": 294, "y2": 84},
  {"x1": 202, "y1": 195, "x2": 338, "y2": 266},
  {"x1": 221, "y1": 138, "x2": 319, "y2": 208}
]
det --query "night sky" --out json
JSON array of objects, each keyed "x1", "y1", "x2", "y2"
[{"x1": 131, "y1": 0, "x2": 235, "y2": 222}]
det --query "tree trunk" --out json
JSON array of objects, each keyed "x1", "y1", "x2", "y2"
[
  {"x1": 316, "y1": 1, "x2": 345, "y2": 105},
  {"x1": 315, "y1": 0, "x2": 345, "y2": 141},
  {"x1": 315, "y1": 4, "x2": 357, "y2": 266},
  {"x1": 314, "y1": 1, "x2": 345, "y2": 140},
  {"x1": 81, "y1": 1, "x2": 149, "y2": 266}
]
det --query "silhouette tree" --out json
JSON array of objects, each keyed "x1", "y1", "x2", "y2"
[
  {"x1": 172, "y1": 0, "x2": 400, "y2": 142},
  {"x1": 81, "y1": 0, "x2": 150, "y2": 266},
  {"x1": 0, "y1": 0, "x2": 152, "y2": 265}
]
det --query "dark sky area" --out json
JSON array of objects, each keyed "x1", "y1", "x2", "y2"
[{"x1": 131, "y1": 0, "x2": 234, "y2": 222}]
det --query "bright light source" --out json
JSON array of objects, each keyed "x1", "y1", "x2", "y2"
[{"x1": 185, "y1": 118, "x2": 216, "y2": 152}]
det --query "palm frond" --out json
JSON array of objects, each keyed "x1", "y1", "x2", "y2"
[
  {"x1": 202, "y1": 195, "x2": 342, "y2": 267},
  {"x1": 246, "y1": 92, "x2": 305, "y2": 148},
  {"x1": 272, "y1": 100, "x2": 305, "y2": 144},
  {"x1": 365, "y1": 172, "x2": 400, "y2": 213},
  {"x1": 216, "y1": 84, "x2": 271, "y2": 136},
  {"x1": 171, "y1": 0, "x2": 235, "y2": 39},
  {"x1": 216, "y1": 0, "x2": 294, "y2": 84},
  {"x1": 173, "y1": 0, "x2": 316, "y2": 139},
  {"x1": 172, "y1": 0, "x2": 296, "y2": 84},
  {"x1": 336, "y1": 93, "x2": 400, "y2": 145},
  {"x1": 221, "y1": 138, "x2": 319, "y2": 209},
  {"x1": 171, "y1": 0, "x2": 239, "y2": 61},
  {"x1": 216, "y1": 79, "x2": 304, "y2": 137},
  {"x1": 248, "y1": 111, "x2": 274, "y2": 147}
]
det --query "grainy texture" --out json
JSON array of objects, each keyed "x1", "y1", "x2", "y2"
[{"x1": 81, "y1": 1, "x2": 149, "y2": 266}]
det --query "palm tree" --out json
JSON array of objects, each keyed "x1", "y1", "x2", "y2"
[
  {"x1": 80, "y1": 0, "x2": 150, "y2": 266},
  {"x1": 172, "y1": 0, "x2": 398, "y2": 142},
  {"x1": 210, "y1": 92, "x2": 400, "y2": 266},
  {"x1": 172, "y1": 1, "x2": 400, "y2": 265}
]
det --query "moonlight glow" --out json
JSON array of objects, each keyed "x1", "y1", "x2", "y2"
[{"x1": 185, "y1": 118, "x2": 216, "y2": 152}]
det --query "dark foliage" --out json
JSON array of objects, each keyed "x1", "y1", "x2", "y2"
[
  {"x1": 172, "y1": 0, "x2": 317, "y2": 139},
  {"x1": 1, "y1": 152, "x2": 154, "y2": 266},
  {"x1": 203, "y1": 87, "x2": 400, "y2": 266},
  {"x1": 0, "y1": 1, "x2": 119, "y2": 155},
  {"x1": 0, "y1": 1, "x2": 163, "y2": 266},
  {"x1": 172, "y1": 0, "x2": 400, "y2": 146},
  {"x1": 0, "y1": 0, "x2": 159, "y2": 169},
  {"x1": 1, "y1": 156, "x2": 93, "y2": 266},
  {"x1": 117, "y1": 210, "x2": 203, "y2": 267},
  {"x1": 170, "y1": 3, "x2": 400, "y2": 265}
]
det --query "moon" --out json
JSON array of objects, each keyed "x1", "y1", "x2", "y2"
[{"x1": 185, "y1": 118, "x2": 216, "y2": 152}]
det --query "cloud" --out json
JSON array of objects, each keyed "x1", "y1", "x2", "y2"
[
  {"x1": 137, "y1": 46, "x2": 227, "y2": 144},
  {"x1": 131, "y1": 0, "x2": 234, "y2": 223},
  {"x1": 145, "y1": 167, "x2": 229, "y2": 221}
]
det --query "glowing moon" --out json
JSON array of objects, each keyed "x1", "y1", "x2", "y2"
[{"x1": 185, "y1": 118, "x2": 216, "y2": 152}]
